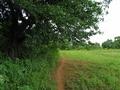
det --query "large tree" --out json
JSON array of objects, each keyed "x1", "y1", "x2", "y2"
[
  {"x1": 0, "y1": 0, "x2": 36, "y2": 58},
  {"x1": 0, "y1": 0, "x2": 110, "y2": 58}
]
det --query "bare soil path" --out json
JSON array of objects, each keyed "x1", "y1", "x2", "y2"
[
  {"x1": 55, "y1": 60, "x2": 65, "y2": 90},
  {"x1": 55, "y1": 59, "x2": 89, "y2": 90}
]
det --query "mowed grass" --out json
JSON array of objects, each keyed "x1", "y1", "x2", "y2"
[{"x1": 60, "y1": 49, "x2": 120, "y2": 90}]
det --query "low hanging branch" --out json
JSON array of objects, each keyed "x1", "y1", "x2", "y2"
[{"x1": 0, "y1": 0, "x2": 36, "y2": 58}]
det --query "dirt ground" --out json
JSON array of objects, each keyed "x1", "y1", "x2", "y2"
[
  {"x1": 55, "y1": 59, "x2": 89, "y2": 90},
  {"x1": 55, "y1": 60, "x2": 65, "y2": 90}
]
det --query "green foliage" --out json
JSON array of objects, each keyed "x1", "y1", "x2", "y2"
[
  {"x1": 78, "y1": 41, "x2": 101, "y2": 50},
  {"x1": 102, "y1": 39, "x2": 113, "y2": 49},
  {"x1": 59, "y1": 40, "x2": 101, "y2": 50},
  {"x1": 0, "y1": 48, "x2": 58, "y2": 90},
  {"x1": 102, "y1": 36, "x2": 120, "y2": 49},
  {"x1": 16, "y1": 0, "x2": 105, "y2": 46},
  {"x1": 0, "y1": 0, "x2": 109, "y2": 58},
  {"x1": 113, "y1": 36, "x2": 120, "y2": 49}
]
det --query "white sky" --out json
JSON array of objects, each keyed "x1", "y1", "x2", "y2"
[{"x1": 90, "y1": 0, "x2": 120, "y2": 44}]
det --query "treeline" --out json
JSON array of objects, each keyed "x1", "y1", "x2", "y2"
[
  {"x1": 102, "y1": 36, "x2": 120, "y2": 49},
  {"x1": 60, "y1": 36, "x2": 120, "y2": 50},
  {"x1": 59, "y1": 40, "x2": 101, "y2": 50}
]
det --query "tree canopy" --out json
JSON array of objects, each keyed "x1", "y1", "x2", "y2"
[
  {"x1": 102, "y1": 39, "x2": 113, "y2": 49},
  {"x1": 16, "y1": 0, "x2": 105, "y2": 47},
  {"x1": 102, "y1": 36, "x2": 120, "y2": 49},
  {"x1": 0, "y1": 0, "x2": 110, "y2": 57}
]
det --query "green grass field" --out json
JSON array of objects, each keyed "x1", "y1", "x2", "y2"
[
  {"x1": 60, "y1": 49, "x2": 120, "y2": 90},
  {"x1": 1, "y1": 49, "x2": 120, "y2": 90}
]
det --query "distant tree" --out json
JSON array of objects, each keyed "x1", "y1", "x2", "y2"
[
  {"x1": 102, "y1": 39, "x2": 113, "y2": 49},
  {"x1": 113, "y1": 36, "x2": 120, "y2": 49},
  {"x1": 82, "y1": 41, "x2": 101, "y2": 49}
]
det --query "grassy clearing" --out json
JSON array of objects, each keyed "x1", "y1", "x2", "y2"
[
  {"x1": 60, "y1": 49, "x2": 120, "y2": 63},
  {"x1": 60, "y1": 49, "x2": 120, "y2": 90}
]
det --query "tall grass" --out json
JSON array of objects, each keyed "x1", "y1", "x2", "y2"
[
  {"x1": 0, "y1": 49, "x2": 59, "y2": 90},
  {"x1": 60, "y1": 49, "x2": 120, "y2": 90}
]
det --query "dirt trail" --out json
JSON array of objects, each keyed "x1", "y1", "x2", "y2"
[
  {"x1": 55, "y1": 60, "x2": 65, "y2": 90},
  {"x1": 55, "y1": 60, "x2": 78, "y2": 90},
  {"x1": 55, "y1": 59, "x2": 89, "y2": 90}
]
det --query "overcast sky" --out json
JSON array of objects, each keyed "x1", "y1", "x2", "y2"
[{"x1": 90, "y1": 0, "x2": 120, "y2": 44}]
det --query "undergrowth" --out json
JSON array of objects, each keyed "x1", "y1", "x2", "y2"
[{"x1": 0, "y1": 48, "x2": 59, "y2": 90}]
